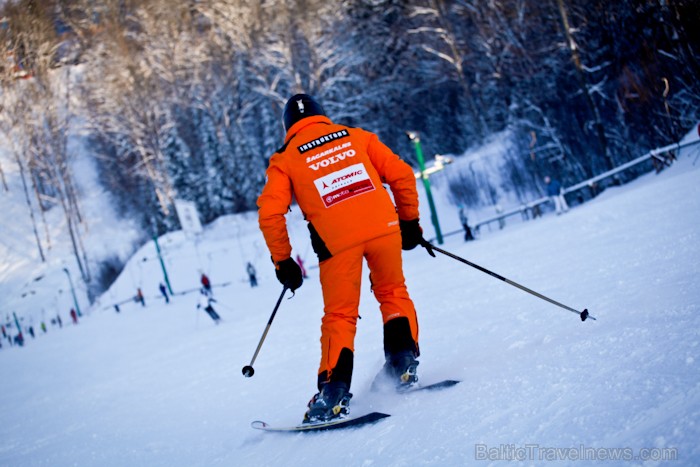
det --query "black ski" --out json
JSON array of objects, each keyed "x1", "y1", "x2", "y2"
[
  {"x1": 251, "y1": 380, "x2": 458, "y2": 433},
  {"x1": 403, "y1": 379, "x2": 460, "y2": 393},
  {"x1": 251, "y1": 412, "x2": 390, "y2": 433}
]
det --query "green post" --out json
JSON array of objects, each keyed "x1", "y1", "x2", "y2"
[
  {"x1": 154, "y1": 235, "x2": 174, "y2": 294},
  {"x1": 62, "y1": 268, "x2": 82, "y2": 317},
  {"x1": 408, "y1": 132, "x2": 444, "y2": 245}
]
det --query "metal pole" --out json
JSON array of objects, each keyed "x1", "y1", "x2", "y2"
[
  {"x1": 62, "y1": 267, "x2": 82, "y2": 317},
  {"x1": 408, "y1": 132, "x2": 444, "y2": 245},
  {"x1": 430, "y1": 244, "x2": 595, "y2": 322},
  {"x1": 242, "y1": 287, "x2": 288, "y2": 377},
  {"x1": 153, "y1": 235, "x2": 174, "y2": 295}
]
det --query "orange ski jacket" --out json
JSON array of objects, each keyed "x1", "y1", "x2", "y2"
[{"x1": 258, "y1": 115, "x2": 419, "y2": 263}]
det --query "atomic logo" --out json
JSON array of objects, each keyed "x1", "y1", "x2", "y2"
[{"x1": 313, "y1": 163, "x2": 375, "y2": 208}]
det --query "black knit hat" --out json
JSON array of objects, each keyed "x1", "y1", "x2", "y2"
[{"x1": 283, "y1": 94, "x2": 326, "y2": 131}]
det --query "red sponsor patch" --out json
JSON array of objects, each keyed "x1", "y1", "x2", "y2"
[{"x1": 314, "y1": 163, "x2": 375, "y2": 207}]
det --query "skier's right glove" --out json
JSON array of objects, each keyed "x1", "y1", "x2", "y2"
[{"x1": 275, "y1": 257, "x2": 303, "y2": 292}]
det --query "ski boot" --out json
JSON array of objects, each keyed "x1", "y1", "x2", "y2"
[
  {"x1": 302, "y1": 381, "x2": 353, "y2": 424},
  {"x1": 371, "y1": 350, "x2": 419, "y2": 393}
]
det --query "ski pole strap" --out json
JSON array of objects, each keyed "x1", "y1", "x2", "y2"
[{"x1": 429, "y1": 245, "x2": 595, "y2": 322}]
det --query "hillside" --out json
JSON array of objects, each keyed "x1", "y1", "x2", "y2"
[{"x1": 1, "y1": 145, "x2": 698, "y2": 466}]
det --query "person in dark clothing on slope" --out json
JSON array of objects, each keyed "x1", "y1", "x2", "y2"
[
  {"x1": 197, "y1": 289, "x2": 221, "y2": 324},
  {"x1": 544, "y1": 176, "x2": 569, "y2": 215}
]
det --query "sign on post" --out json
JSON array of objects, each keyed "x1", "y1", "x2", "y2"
[{"x1": 174, "y1": 199, "x2": 203, "y2": 236}]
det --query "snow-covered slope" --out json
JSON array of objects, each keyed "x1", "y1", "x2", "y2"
[
  {"x1": 0, "y1": 150, "x2": 142, "y2": 327},
  {"x1": 1, "y1": 149, "x2": 699, "y2": 466}
]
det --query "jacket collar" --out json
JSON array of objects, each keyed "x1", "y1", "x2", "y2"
[{"x1": 284, "y1": 115, "x2": 333, "y2": 143}]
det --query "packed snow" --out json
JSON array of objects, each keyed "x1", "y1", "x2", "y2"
[{"x1": 1, "y1": 141, "x2": 699, "y2": 466}]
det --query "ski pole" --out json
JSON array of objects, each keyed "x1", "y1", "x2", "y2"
[
  {"x1": 242, "y1": 286, "x2": 288, "y2": 377},
  {"x1": 427, "y1": 243, "x2": 595, "y2": 322}
]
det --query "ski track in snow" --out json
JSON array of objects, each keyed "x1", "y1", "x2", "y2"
[{"x1": 1, "y1": 156, "x2": 699, "y2": 466}]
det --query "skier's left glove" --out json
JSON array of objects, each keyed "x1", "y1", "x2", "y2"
[
  {"x1": 399, "y1": 219, "x2": 435, "y2": 257},
  {"x1": 275, "y1": 257, "x2": 304, "y2": 291}
]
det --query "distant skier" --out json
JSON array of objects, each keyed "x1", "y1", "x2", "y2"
[
  {"x1": 532, "y1": 203, "x2": 542, "y2": 219},
  {"x1": 458, "y1": 206, "x2": 475, "y2": 242},
  {"x1": 246, "y1": 262, "x2": 258, "y2": 288},
  {"x1": 495, "y1": 204, "x2": 505, "y2": 229},
  {"x1": 296, "y1": 254, "x2": 308, "y2": 279},
  {"x1": 545, "y1": 176, "x2": 569, "y2": 215},
  {"x1": 159, "y1": 283, "x2": 170, "y2": 303},
  {"x1": 197, "y1": 290, "x2": 221, "y2": 324},
  {"x1": 200, "y1": 273, "x2": 212, "y2": 295},
  {"x1": 70, "y1": 308, "x2": 78, "y2": 324},
  {"x1": 135, "y1": 288, "x2": 146, "y2": 307}
]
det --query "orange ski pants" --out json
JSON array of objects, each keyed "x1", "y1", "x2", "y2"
[{"x1": 318, "y1": 231, "x2": 419, "y2": 382}]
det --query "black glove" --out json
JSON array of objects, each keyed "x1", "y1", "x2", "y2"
[
  {"x1": 399, "y1": 219, "x2": 422, "y2": 250},
  {"x1": 275, "y1": 257, "x2": 303, "y2": 291},
  {"x1": 399, "y1": 219, "x2": 435, "y2": 257}
]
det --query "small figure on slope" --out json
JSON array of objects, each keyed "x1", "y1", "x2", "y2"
[
  {"x1": 545, "y1": 176, "x2": 569, "y2": 215},
  {"x1": 459, "y1": 205, "x2": 475, "y2": 242},
  {"x1": 135, "y1": 288, "x2": 146, "y2": 307},
  {"x1": 197, "y1": 289, "x2": 221, "y2": 324},
  {"x1": 159, "y1": 283, "x2": 170, "y2": 304},
  {"x1": 246, "y1": 262, "x2": 258, "y2": 288},
  {"x1": 200, "y1": 273, "x2": 212, "y2": 296},
  {"x1": 296, "y1": 254, "x2": 308, "y2": 279}
]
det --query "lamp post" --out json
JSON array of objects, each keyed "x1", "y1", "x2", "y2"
[
  {"x1": 62, "y1": 267, "x2": 82, "y2": 317},
  {"x1": 406, "y1": 131, "x2": 444, "y2": 245}
]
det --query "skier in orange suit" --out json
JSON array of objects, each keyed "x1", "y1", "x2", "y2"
[{"x1": 257, "y1": 94, "x2": 433, "y2": 423}]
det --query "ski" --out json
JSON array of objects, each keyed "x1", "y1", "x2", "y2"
[
  {"x1": 403, "y1": 379, "x2": 461, "y2": 393},
  {"x1": 251, "y1": 411, "x2": 390, "y2": 433},
  {"x1": 250, "y1": 381, "x2": 457, "y2": 433}
]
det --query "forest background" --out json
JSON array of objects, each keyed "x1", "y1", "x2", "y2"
[{"x1": 1, "y1": 0, "x2": 698, "y2": 300}]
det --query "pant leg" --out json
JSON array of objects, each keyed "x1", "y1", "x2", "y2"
[
  {"x1": 317, "y1": 243, "x2": 364, "y2": 388},
  {"x1": 364, "y1": 232, "x2": 419, "y2": 355},
  {"x1": 551, "y1": 196, "x2": 561, "y2": 213},
  {"x1": 559, "y1": 194, "x2": 569, "y2": 212}
]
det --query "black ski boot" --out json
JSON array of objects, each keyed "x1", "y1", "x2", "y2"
[
  {"x1": 303, "y1": 381, "x2": 353, "y2": 424},
  {"x1": 371, "y1": 350, "x2": 419, "y2": 392}
]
